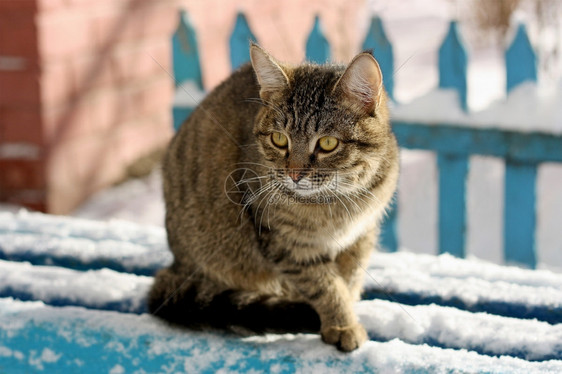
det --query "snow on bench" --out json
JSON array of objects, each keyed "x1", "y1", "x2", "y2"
[{"x1": 1, "y1": 211, "x2": 561, "y2": 373}]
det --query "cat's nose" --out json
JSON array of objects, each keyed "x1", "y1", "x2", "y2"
[{"x1": 287, "y1": 170, "x2": 305, "y2": 183}]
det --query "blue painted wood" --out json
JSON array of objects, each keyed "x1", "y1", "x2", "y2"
[
  {"x1": 506, "y1": 24, "x2": 537, "y2": 93},
  {"x1": 172, "y1": 10, "x2": 203, "y2": 89},
  {"x1": 362, "y1": 17, "x2": 394, "y2": 100},
  {"x1": 173, "y1": 107, "x2": 195, "y2": 132},
  {"x1": 305, "y1": 15, "x2": 331, "y2": 64},
  {"x1": 437, "y1": 153, "x2": 468, "y2": 258},
  {"x1": 392, "y1": 121, "x2": 562, "y2": 163},
  {"x1": 504, "y1": 161, "x2": 537, "y2": 268},
  {"x1": 380, "y1": 199, "x2": 398, "y2": 252},
  {"x1": 229, "y1": 12, "x2": 258, "y2": 69},
  {"x1": 438, "y1": 21, "x2": 468, "y2": 111}
]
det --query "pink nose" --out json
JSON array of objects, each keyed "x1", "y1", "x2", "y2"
[{"x1": 287, "y1": 170, "x2": 304, "y2": 183}]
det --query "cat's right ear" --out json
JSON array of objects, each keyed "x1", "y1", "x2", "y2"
[
  {"x1": 333, "y1": 52, "x2": 383, "y2": 116},
  {"x1": 250, "y1": 43, "x2": 289, "y2": 100}
]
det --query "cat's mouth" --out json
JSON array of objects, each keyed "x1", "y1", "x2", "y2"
[{"x1": 276, "y1": 173, "x2": 338, "y2": 197}]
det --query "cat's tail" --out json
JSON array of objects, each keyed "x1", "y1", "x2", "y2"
[{"x1": 147, "y1": 267, "x2": 321, "y2": 334}]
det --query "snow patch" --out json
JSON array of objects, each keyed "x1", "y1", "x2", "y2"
[{"x1": 392, "y1": 83, "x2": 562, "y2": 134}]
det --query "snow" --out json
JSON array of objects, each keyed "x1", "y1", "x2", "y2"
[
  {"x1": 0, "y1": 296, "x2": 560, "y2": 373},
  {"x1": 392, "y1": 82, "x2": 562, "y2": 134},
  {"x1": 1, "y1": 211, "x2": 562, "y2": 371},
  {"x1": 173, "y1": 80, "x2": 206, "y2": 108},
  {"x1": 0, "y1": 260, "x2": 151, "y2": 313},
  {"x1": 71, "y1": 168, "x2": 166, "y2": 227},
  {"x1": 0, "y1": 210, "x2": 171, "y2": 274},
  {"x1": 356, "y1": 300, "x2": 562, "y2": 361},
  {"x1": 2, "y1": 211, "x2": 560, "y2": 313}
]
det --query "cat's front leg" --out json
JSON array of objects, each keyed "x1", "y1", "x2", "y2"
[{"x1": 282, "y1": 261, "x2": 367, "y2": 352}]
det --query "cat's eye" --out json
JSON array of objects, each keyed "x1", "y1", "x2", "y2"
[
  {"x1": 318, "y1": 136, "x2": 339, "y2": 152},
  {"x1": 271, "y1": 132, "x2": 288, "y2": 148}
]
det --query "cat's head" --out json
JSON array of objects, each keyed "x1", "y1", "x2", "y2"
[{"x1": 250, "y1": 43, "x2": 394, "y2": 200}]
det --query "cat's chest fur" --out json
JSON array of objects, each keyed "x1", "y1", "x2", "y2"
[{"x1": 259, "y1": 197, "x2": 381, "y2": 262}]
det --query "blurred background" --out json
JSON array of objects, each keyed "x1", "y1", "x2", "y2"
[{"x1": 1, "y1": 0, "x2": 561, "y2": 270}]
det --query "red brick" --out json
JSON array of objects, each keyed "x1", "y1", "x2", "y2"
[
  {"x1": 0, "y1": 71, "x2": 41, "y2": 105},
  {"x1": 0, "y1": 159, "x2": 45, "y2": 190},
  {"x1": 0, "y1": 13, "x2": 38, "y2": 58},
  {"x1": 0, "y1": 188, "x2": 47, "y2": 212},
  {"x1": 1, "y1": 107, "x2": 43, "y2": 144},
  {"x1": 0, "y1": 1, "x2": 37, "y2": 12}
]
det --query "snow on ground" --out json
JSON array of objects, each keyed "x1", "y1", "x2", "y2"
[
  {"x1": 1, "y1": 211, "x2": 562, "y2": 371},
  {"x1": 2, "y1": 298, "x2": 560, "y2": 373}
]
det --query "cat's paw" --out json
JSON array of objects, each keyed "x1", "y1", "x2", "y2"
[{"x1": 321, "y1": 323, "x2": 367, "y2": 352}]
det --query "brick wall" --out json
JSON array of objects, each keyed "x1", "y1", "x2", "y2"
[{"x1": 0, "y1": 0, "x2": 175, "y2": 213}]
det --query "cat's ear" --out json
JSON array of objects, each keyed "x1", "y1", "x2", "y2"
[
  {"x1": 250, "y1": 43, "x2": 289, "y2": 100},
  {"x1": 333, "y1": 52, "x2": 383, "y2": 115}
]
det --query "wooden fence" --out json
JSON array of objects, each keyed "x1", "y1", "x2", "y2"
[{"x1": 171, "y1": 10, "x2": 562, "y2": 269}]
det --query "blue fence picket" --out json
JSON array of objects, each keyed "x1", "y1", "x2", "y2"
[
  {"x1": 362, "y1": 16, "x2": 394, "y2": 101},
  {"x1": 502, "y1": 24, "x2": 539, "y2": 268},
  {"x1": 506, "y1": 24, "x2": 537, "y2": 93},
  {"x1": 172, "y1": 10, "x2": 203, "y2": 89},
  {"x1": 435, "y1": 20, "x2": 470, "y2": 258},
  {"x1": 230, "y1": 12, "x2": 258, "y2": 69},
  {"x1": 438, "y1": 21, "x2": 468, "y2": 111},
  {"x1": 504, "y1": 161, "x2": 537, "y2": 268},
  {"x1": 306, "y1": 15, "x2": 331, "y2": 64},
  {"x1": 380, "y1": 199, "x2": 398, "y2": 252},
  {"x1": 437, "y1": 153, "x2": 468, "y2": 258},
  {"x1": 172, "y1": 10, "x2": 204, "y2": 130}
]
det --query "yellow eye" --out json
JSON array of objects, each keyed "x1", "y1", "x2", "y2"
[
  {"x1": 318, "y1": 136, "x2": 339, "y2": 152},
  {"x1": 271, "y1": 132, "x2": 288, "y2": 148}
]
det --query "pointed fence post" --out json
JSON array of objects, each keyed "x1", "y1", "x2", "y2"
[
  {"x1": 229, "y1": 12, "x2": 258, "y2": 70},
  {"x1": 172, "y1": 10, "x2": 204, "y2": 131},
  {"x1": 439, "y1": 21, "x2": 468, "y2": 111},
  {"x1": 172, "y1": 10, "x2": 203, "y2": 89},
  {"x1": 362, "y1": 16, "x2": 394, "y2": 101},
  {"x1": 437, "y1": 21, "x2": 469, "y2": 258},
  {"x1": 504, "y1": 23, "x2": 538, "y2": 268},
  {"x1": 506, "y1": 24, "x2": 537, "y2": 93},
  {"x1": 306, "y1": 15, "x2": 330, "y2": 64}
]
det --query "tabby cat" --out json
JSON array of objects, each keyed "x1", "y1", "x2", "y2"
[{"x1": 148, "y1": 43, "x2": 399, "y2": 352}]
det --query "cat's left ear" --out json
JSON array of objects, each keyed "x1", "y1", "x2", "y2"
[
  {"x1": 250, "y1": 43, "x2": 290, "y2": 100},
  {"x1": 333, "y1": 52, "x2": 383, "y2": 116}
]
